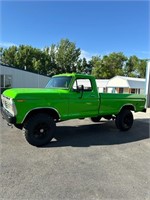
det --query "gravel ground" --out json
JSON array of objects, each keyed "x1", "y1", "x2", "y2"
[{"x1": 0, "y1": 109, "x2": 150, "y2": 200}]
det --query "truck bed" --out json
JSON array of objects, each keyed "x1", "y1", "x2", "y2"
[{"x1": 99, "y1": 93, "x2": 146, "y2": 115}]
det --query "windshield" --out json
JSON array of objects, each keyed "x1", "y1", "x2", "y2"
[{"x1": 45, "y1": 76, "x2": 72, "y2": 89}]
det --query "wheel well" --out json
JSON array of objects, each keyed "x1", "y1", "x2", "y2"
[
  {"x1": 120, "y1": 105, "x2": 135, "y2": 112},
  {"x1": 23, "y1": 108, "x2": 60, "y2": 123}
]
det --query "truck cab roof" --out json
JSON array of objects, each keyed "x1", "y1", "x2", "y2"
[{"x1": 53, "y1": 73, "x2": 94, "y2": 80}]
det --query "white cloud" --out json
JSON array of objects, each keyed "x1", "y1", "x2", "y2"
[
  {"x1": 0, "y1": 42, "x2": 18, "y2": 48},
  {"x1": 80, "y1": 50, "x2": 98, "y2": 61}
]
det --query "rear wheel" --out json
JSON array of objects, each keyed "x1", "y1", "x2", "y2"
[
  {"x1": 115, "y1": 109, "x2": 133, "y2": 131},
  {"x1": 24, "y1": 113, "x2": 56, "y2": 146}
]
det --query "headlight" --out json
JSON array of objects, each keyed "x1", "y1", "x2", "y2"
[{"x1": 1, "y1": 95, "x2": 17, "y2": 116}]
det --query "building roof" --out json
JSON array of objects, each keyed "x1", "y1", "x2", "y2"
[
  {"x1": 0, "y1": 64, "x2": 50, "y2": 77},
  {"x1": 106, "y1": 76, "x2": 146, "y2": 89}
]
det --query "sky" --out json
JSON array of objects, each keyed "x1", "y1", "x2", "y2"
[{"x1": 0, "y1": 0, "x2": 150, "y2": 60}]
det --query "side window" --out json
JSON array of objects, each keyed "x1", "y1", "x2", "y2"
[{"x1": 73, "y1": 79, "x2": 92, "y2": 91}]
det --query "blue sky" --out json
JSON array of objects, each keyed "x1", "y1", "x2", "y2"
[{"x1": 0, "y1": 1, "x2": 149, "y2": 60}]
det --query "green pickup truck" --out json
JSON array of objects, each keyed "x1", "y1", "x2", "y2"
[{"x1": 1, "y1": 73, "x2": 146, "y2": 146}]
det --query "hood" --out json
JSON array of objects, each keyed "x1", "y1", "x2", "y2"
[{"x1": 2, "y1": 88, "x2": 69, "y2": 100}]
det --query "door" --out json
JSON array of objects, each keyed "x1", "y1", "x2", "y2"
[{"x1": 68, "y1": 78, "x2": 99, "y2": 118}]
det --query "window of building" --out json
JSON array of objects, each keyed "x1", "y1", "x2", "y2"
[
  {"x1": 0, "y1": 75, "x2": 12, "y2": 89},
  {"x1": 131, "y1": 89, "x2": 135, "y2": 93},
  {"x1": 131, "y1": 88, "x2": 140, "y2": 94},
  {"x1": 119, "y1": 88, "x2": 124, "y2": 93}
]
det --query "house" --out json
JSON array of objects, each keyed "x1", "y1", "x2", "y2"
[
  {"x1": 106, "y1": 76, "x2": 145, "y2": 94},
  {"x1": 96, "y1": 79, "x2": 109, "y2": 92}
]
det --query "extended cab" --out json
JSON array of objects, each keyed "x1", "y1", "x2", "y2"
[{"x1": 1, "y1": 73, "x2": 146, "y2": 146}]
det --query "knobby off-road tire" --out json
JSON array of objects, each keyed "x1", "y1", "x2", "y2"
[
  {"x1": 115, "y1": 109, "x2": 133, "y2": 131},
  {"x1": 91, "y1": 116, "x2": 102, "y2": 122},
  {"x1": 24, "y1": 113, "x2": 56, "y2": 147}
]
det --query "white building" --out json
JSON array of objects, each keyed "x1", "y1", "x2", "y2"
[
  {"x1": 96, "y1": 79, "x2": 109, "y2": 92},
  {"x1": 106, "y1": 76, "x2": 146, "y2": 94},
  {"x1": 0, "y1": 64, "x2": 50, "y2": 92}
]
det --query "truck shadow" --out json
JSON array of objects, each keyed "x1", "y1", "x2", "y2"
[{"x1": 44, "y1": 119, "x2": 149, "y2": 148}]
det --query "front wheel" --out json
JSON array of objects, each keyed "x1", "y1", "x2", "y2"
[
  {"x1": 115, "y1": 109, "x2": 133, "y2": 131},
  {"x1": 24, "y1": 113, "x2": 56, "y2": 147}
]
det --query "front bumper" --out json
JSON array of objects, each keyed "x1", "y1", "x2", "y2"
[{"x1": 1, "y1": 107, "x2": 16, "y2": 124}]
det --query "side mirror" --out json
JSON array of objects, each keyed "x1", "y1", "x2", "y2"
[{"x1": 77, "y1": 85, "x2": 84, "y2": 92}]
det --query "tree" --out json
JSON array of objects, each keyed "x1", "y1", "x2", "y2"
[
  {"x1": 0, "y1": 47, "x2": 4, "y2": 63},
  {"x1": 125, "y1": 56, "x2": 147, "y2": 78},
  {"x1": 136, "y1": 59, "x2": 147, "y2": 78},
  {"x1": 91, "y1": 56, "x2": 102, "y2": 78},
  {"x1": 82, "y1": 58, "x2": 92, "y2": 74},
  {"x1": 43, "y1": 45, "x2": 58, "y2": 76},
  {"x1": 1, "y1": 46, "x2": 17, "y2": 67},
  {"x1": 124, "y1": 55, "x2": 139, "y2": 77},
  {"x1": 0, "y1": 40, "x2": 147, "y2": 78},
  {"x1": 103, "y1": 52, "x2": 127, "y2": 78},
  {"x1": 76, "y1": 57, "x2": 92, "y2": 74},
  {"x1": 91, "y1": 53, "x2": 127, "y2": 79},
  {"x1": 55, "y1": 39, "x2": 81, "y2": 73}
]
